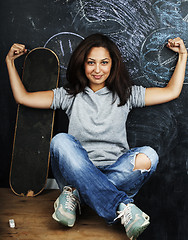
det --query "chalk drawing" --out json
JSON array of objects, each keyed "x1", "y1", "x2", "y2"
[
  {"x1": 180, "y1": 0, "x2": 188, "y2": 22},
  {"x1": 44, "y1": 32, "x2": 84, "y2": 70},
  {"x1": 139, "y1": 28, "x2": 188, "y2": 86},
  {"x1": 42, "y1": 1, "x2": 188, "y2": 86},
  {"x1": 75, "y1": 0, "x2": 157, "y2": 63},
  {"x1": 73, "y1": 0, "x2": 188, "y2": 86}
]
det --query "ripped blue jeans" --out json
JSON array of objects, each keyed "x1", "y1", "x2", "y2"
[{"x1": 50, "y1": 133, "x2": 159, "y2": 223}]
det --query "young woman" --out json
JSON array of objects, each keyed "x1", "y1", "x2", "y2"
[{"x1": 6, "y1": 34, "x2": 187, "y2": 239}]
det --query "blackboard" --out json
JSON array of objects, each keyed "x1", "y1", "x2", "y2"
[{"x1": 0, "y1": 1, "x2": 188, "y2": 239}]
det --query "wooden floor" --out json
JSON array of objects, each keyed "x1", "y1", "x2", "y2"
[{"x1": 0, "y1": 188, "x2": 128, "y2": 240}]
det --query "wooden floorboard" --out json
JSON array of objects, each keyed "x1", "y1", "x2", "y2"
[{"x1": 0, "y1": 188, "x2": 128, "y2": 240}]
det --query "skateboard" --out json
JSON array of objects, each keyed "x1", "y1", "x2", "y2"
[{"x1": 9, "y1": 47, "x2": 60, "y2": 196}]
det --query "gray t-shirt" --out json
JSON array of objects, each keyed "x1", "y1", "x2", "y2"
[{"x1": 50, "y1": 85, "x2": 146, "y2": 166}]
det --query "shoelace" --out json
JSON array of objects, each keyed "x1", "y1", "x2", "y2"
[
  {"x1": 64, "y1": 189, "x2": 81, "y2": 214},
  {"x1": 114, "y1": 204, "x2": 132, "y2": 226}
]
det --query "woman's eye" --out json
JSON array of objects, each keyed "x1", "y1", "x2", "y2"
[
  {"x1": 102, "y1": 61, "x2": 108, "y2": 65},
  {"x1": 87, "y1": 61, "x2": 94, "y2": 65}
]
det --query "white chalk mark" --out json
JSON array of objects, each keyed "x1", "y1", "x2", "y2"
[
  {"x1": 28, "y1": 17, "x2": 36, "y2": 30},
  {"x1": 160, "y1": 55, "x2": 177, "y2": 66},
  {"x1": 68, "y1": 39, "x2": 73, "y2": 53},
  {"x1": 183, "y1": 13, "x2": 188, "y2": 22},
  {"x1": 59, "y1": 40, "x2": 65, "y2": 56}
]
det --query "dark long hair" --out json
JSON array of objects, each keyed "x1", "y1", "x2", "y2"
[{"x1": 65, "y1": 33, "x2": 132, "y2": 106}]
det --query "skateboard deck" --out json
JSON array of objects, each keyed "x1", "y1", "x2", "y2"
[{"x1": 9, "y1": 47, "x2": 60, "y2": 196}]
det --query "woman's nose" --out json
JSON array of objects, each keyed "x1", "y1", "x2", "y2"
[{"x1": 94, "y1": 64, "x2": 100, "y2": 73}]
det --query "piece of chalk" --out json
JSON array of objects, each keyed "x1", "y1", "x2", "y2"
[{"x1": 9, "y1": 219, "x2": 15, "y2": 228}]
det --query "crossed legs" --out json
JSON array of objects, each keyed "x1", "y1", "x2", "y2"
[{"x1": 50, "y1": 133, "x2": 159, "y2": 222}]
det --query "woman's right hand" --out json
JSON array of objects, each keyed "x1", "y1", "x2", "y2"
[{"x1": 6, "y1": 43, "x2": 27, "y2": 62}]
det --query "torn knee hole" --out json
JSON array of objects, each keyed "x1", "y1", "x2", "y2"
[{"x1": 133, "y1": 153, "x2": 151, "y2": 171}]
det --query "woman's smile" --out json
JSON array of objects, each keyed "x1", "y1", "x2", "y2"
[{"x1": 92, "y1": 74, "x2": 103, "y2": 79}]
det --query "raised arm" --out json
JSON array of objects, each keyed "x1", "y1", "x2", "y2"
[
  {"x1": 6, "y1": 43, "x2": 54, "y2": 109},
  {"x1": 145, "y1": 37, "x2": 187, "y2": 106}
]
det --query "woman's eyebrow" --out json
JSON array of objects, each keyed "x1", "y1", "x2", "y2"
[
  {"x1": 101, "y1": 58, "x2": 110, "y2": 60},
  {"x1": 87, "y1": 57, "x2": 110, "y2": 60},
  {"x1": 87, "y1": 58, "x2": 95, "y2": 60}
]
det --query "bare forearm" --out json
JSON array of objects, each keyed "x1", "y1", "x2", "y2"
[
  {"x1": 166, "y1": 52, "x2": 187, "y2": 98},
  {"x1": 6, "y1": 57, "x2": 28, "y2": 104}
]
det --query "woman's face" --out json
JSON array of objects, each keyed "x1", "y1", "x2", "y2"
[{"x1": 84, "y1": 47, "x2": 112, "y2": 92}]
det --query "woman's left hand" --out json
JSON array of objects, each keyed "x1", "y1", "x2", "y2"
[{"x1": 166, "y1": 37, "x2": 187, "y2": 55}]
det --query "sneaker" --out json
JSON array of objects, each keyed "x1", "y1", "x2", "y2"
[
  {"x1": 52, "y1": 186, "x2": 81, "y2": 227},
  {"x1": 115, "y1": 203, "x2": 150, "y2": 240}
]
